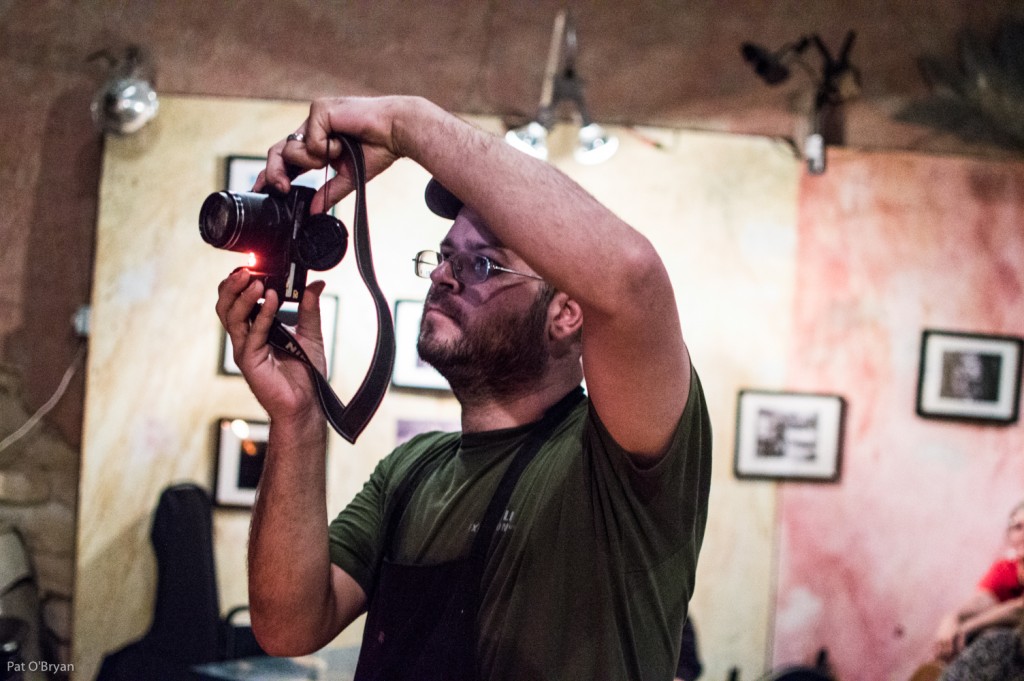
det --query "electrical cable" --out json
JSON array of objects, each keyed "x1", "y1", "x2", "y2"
[{"x1": 0, "y1": 344, "x2": 86, "y2": 454}]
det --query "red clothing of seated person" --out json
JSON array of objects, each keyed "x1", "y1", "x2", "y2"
[{"x1": 978, "y1": 558, "x2": 1024, "y2": 603}]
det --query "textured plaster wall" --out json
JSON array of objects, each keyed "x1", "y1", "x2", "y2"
[
  {"x1": 75, "y1": 96, "x2": 798, "y2": 681},
  {"x1": 773, "y1": 149, "x2": 1024, "y2": 681}
]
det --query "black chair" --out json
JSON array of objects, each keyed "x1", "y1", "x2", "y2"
[
  {"x1": 96, "y1": 483, "x2": 265, "y2": 681},
  {"x1": 760, "y1": 670, "x2": 831, "y2": 681},
  {"x1": 758, "y1": 648, "x2": 833, "y2": 681}
]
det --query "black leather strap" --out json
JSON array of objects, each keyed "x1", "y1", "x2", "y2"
[{"x1": 258, "y1": 134, "x2": 396, "y2": 443}]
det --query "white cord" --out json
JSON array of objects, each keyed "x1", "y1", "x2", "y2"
[{"x1": 0, "y1": 345, "x2": 87, "y2": 454}]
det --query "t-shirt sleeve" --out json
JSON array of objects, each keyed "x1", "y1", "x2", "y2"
[
  {"x1": 328, "y1": 457, "x2": 390, "y2": 596},
  {"x1": 327, "y1": 431, "x2": 456, "y2": 596},
  {"x1": 583, "y1": 364, "x2": 713, "y2": 563}
]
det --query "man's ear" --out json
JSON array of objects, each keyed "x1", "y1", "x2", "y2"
[{"x1": 548, "y1": 292, "x2": 583, "y2": 348}]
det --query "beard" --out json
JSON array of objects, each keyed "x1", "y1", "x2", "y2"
[{"x1": 417, "y1": 286, "x2": 554, "y2": 401}]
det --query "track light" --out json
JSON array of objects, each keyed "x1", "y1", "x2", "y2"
[
  {"x1": 740, "y1": 31, "x2": 860, "y2": 174},
  {"x1": 574, "y1": 123, "x2": 619, "y2": 165},
  {"x1": 505, "y1": 10, "x2": 618, "y2": 165},
  {"x1": 741, "y1": 41, "x2": 803, "y2": 85},
  {"x1": 505, "y1": 121, "x2": 549, "y2": 160}
]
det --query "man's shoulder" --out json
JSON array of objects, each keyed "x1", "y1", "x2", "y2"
[{"x1": 395, "y1": 429, "x2": 461, "y2": 453}]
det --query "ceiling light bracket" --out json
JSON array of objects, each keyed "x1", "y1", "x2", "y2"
[{"x1": 506, "y1": 10, "x2": 618, "y2": 164}]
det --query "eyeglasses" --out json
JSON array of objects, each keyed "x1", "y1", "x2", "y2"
[{"x1": 413, "y1": 250, "x2": 543, "y2": 285}]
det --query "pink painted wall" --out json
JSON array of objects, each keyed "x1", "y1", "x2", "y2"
[{"x1": 773, "y1": 149, "x2": 1024, "y2": 681}]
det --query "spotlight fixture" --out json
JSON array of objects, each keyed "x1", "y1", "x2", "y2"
[
  {"x1": 740, "y1": 31, "x2": 860, "y2": 174},
  {"x1": 88, "y1": 45, "x2": 159, "y2": 135},
  {"x1": 505, "y1": 10, "x2": 618, "y2": 165}
]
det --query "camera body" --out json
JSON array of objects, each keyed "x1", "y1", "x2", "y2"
[{"x1": 199, "y1": 185, "x2": 348, "y2": 303}]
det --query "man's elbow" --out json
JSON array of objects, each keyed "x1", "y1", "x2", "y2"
[
  {"x1": 612, "y1": 237, "x2": 673, "y2": 306},
  {"x1": 250, "y1": 612, "x2": 323, "y2": 657}
]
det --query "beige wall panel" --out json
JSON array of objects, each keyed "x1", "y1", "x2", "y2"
[{"x1": 76, "y1": 97, "x2": 798, "y2": 680}]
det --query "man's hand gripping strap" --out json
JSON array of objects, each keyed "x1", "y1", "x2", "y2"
[{"x1": 261, "y1": 135, "x2": 396, "y2": 443}]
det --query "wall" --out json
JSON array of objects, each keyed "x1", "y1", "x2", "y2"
[
  {"x1": 772, "y1": 149, "x2": 1024, "y2": 681},
  {"x1": 74, "y1": 96, "x2": 801, "y2": 681}
]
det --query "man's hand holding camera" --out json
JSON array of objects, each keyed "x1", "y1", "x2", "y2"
[
  {"x1": 215, "y1": 269, "x2": 328, "y2": 424},
  {"x1": 258, "y1": 96, "x2": 419, "y2": 212}
]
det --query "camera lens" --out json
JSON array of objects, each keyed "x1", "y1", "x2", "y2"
[
  {"x1": 199, "y1": 191, "x2": 285, "y2": 253},
  {"x1": 199, "y1": 192, "x2": 245, "y2": 249}
]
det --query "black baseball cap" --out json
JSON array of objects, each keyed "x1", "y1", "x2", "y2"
[{"x1": 424, "y1": 178, "x2": 464, "y2": 219}]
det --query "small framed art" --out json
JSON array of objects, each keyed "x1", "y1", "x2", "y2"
[
  {"x1": 734, "y1": 390, "x2": 845, "y2": 482},
  {"x1": 213, "y1": 418, "x2": 269, "y2": 508},
  {"x1": 391, "y1": 299, "x2": 450, "y2": 391},
  {"x1": 916, "y1": 329, "x2": 1022, "y2": 424}
]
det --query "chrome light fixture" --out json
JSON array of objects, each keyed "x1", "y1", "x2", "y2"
[
  {"x1": 89, "y1": 45, "x2": 159, "y2": 135},
  {"x1": 741, "y1": 31, "x2": 860, "y2": 174},
  {"x1": 506, "y1": 121, "x2": 550, "y2": 160},
  {"x1": 505, "y1": 10, "x2": 618, "y2": 165}
]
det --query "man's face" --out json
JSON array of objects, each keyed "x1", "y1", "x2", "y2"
[{"x1": 417, "y1": 208, "x2": 552, "y2": 399}]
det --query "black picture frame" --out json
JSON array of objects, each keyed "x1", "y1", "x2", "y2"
[
  {"x1": 734, "y1": 390, "x2": 845, "y2": 482},
  {"x1": 213, "y1": 418, "x2": 269, "y2": 508},
  {"x1": 916, "y1": 329, "x2": 1023, "y2": 425},
  {"x1": 390, "y1": 299, "x2": 451, "y2": 391},
  {"x1": 224, "y1": 154, "x2": 331, "y2": 193}
]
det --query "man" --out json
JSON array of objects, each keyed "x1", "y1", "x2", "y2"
[{"x1": 216, "y1": 95, "x2": 711, "y2": 680}]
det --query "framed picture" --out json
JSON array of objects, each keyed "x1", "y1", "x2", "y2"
[
  {"x1": 213, "y1": 418, "x2": 269, "y2": 508},
  {"x1": 396, "y1": 418, "x2": 460, "y2": 446},
  {"x1": 734, "y1": 390, "x2": 845, "y2": 482},
  {"x1": 391, "y1": 299, "x2": 451, "y2": 391},
  {"x1": 916, "y1": 329, "x2": 1023, "y2": 424},
  {"x1": 220, "y1": 294, "x2": 338, "y2": 378},
  {"x1": 225, "y1": 154, "x2": 331, "y2": 193}
]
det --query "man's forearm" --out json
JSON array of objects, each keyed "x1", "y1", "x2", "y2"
[
  {"x1": 392, "y1": 98, "x2": 660, "y2": 311},
  {"x1": 960, "y1": 596, "x2": 1024, "y2": 638},
  {"x1": 247, "y1": 414, "x2": 339, "y2": 655}
]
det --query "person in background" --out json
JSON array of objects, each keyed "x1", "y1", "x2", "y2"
[
  {"x1": 933, "y1": 500, "x2": 1024, "y2": 662},
  {"x1": 216, "y1": 95, "x2": 712, "y2": 681},
  {"x1": 939, "y1": 610, "x2": 1024, "y2": 681}
]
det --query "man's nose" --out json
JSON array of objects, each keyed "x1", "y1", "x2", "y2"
[{"x1": 430, "y1": 258, "x2": 462, "y2": 290}]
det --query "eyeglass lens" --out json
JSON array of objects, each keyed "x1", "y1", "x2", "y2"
[{"x1": 415, "y1": 251, "x2": 491, "y2": 284}]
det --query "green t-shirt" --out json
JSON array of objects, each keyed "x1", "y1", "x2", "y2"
[{"x1": 329, "y1": 370, "x2": 711, "y2": 680}]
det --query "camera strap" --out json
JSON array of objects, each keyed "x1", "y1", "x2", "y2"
[{"x1": 258, "y1": 134, "x2": 395, "y2": 443}]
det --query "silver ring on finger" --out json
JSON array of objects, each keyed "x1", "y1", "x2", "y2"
[{"x1": 286, "y1": 132, "x2": 305, "y2": 143}]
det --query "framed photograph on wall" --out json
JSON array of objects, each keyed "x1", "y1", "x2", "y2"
[
  {"x1": 220, "y1": 294, "x2": 338, "y2": 378},
  {"x1": 734, "y1": 390, "x2": 845, "y2": 482},
  {"x1": 213, "y1": 418, "x2": 269, "y2": 508},
  {"x1": 391, "y1": 299, "x2": 450, "y2": 391},
  {"x1": 916, "y1": 329, "x2": 1023, "y2": 424},
  {"x1": 396, "y1": 418, "x2": 460, "y2": 446},
  {"x1": 225, "y1": 154, "x2": 332, "y2": 193}
]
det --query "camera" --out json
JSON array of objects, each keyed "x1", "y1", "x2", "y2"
[{"x1": 199, "y1": 185, "x2": 348, "y2": 303}]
